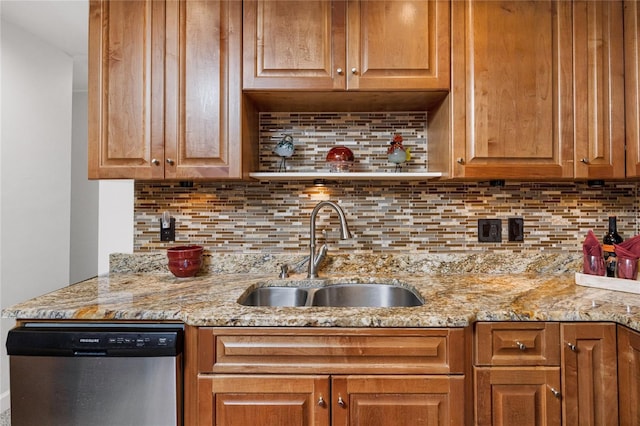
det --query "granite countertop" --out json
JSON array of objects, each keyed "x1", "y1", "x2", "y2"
[{"x1": 4, "y1": 261, "x2": 640, "y2": 331}]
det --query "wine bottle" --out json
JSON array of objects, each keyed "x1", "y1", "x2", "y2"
[{"x1": 603, "y1": 216, "x2": 623, "y2": 277}]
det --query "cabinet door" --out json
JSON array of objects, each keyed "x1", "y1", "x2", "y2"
[
  {"x1": 88, "y1": 0, "x2": 165, "y2": 179},
  {"x1": 474, "y1": 367, "x2": 561, "y2": 426},
  {"x1": 618, "y1": 325, "x2": 640, "y2": 425},
  {"x1": 573, "y1": 0, "x2": 625, "y2": 179},
  {"x1": 165, "y1": 0, "x2": 243, "y2": 179},
  {"x1": 332, "y1": 375, "x2": 465, "y2": 426},
  {"x1": 243, "y1": 0, "x2": 345, "y2": 90},
  {"x1": 451, "y1": 0, "x2": 574, "y2": 179},
  {"x1": 346, "y1": 0, "x2": 449, "y2": 90},
  {"x1": 625, "y1": 0, "x2": 640, "y2": 177},
  {"x1": 561, "y1": 323, "x2": 618, "y2": 425},
  {"x1": 198, "y1": 375, "x2": 330, "y2": 426}
]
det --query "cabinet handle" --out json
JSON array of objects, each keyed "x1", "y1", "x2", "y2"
[
  {"x1": 336, "y1": 68, "x2": 343, "y2": 75},
  {"x1": 580, "y1": 158, "x2": 589, "y2": 164},
  {"x1": 515, "y1": 341, "x2": 526, "y2": 351},
  {"x1": 166, "y1": 158, "x2": 175, "y2": 166},
  {"x1": 549, "y1": 387, "x2": 561, "y2": 399},
  {"x1": 566, "y1": 342, "x2": 577, "y2": 352},
  {"x1": 151, "y1": 158, "x2": 160, "y2": 166},
  {"x1": 457, "y1": 158, "x2": 465, "y2": 165},
  {"x1": 337, "y1": 395, "x2": 346, "y2": 407},
  {"x1": 351, "y1": 67, "x2": 357, "y2": 74},
  {"x1": 317, "y1": 395, "x2": 325, "y2": 407}
]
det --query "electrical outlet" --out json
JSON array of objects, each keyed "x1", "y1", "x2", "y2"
[
  {"x1": 478, "y1": 219, "x2": 502, "y2": 242},
  {"x1": 508, "y1": 218, "x2": 524, "y2": 242},
  {"x1": 160, "y1": 218, "x2": 176, "y2": 242}
]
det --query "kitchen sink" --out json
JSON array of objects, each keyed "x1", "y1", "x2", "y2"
[
  {"x1": 310, "y1": 284, "x2": 423, "y2": 307},
  {"x1": 239, "y1": 287, "x2": 308, "y2": 307},
  {"x1": 238, "y1": 283, "x2": 423, "y2": 308}
]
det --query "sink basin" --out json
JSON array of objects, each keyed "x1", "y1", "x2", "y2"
[
  {"x1": 310, "y1": 284, "x2": 423, "y2": 307},
  {"x1": 239, "y1": 283, "x2": 423, "y2": 308},
  {"x1": 239, "y1": 287, "x2": 308, "y2": 307}
]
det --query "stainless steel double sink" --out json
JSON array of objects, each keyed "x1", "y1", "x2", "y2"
[{"x1": 239, "y1": 283, "x2": 423, "y2": 308}]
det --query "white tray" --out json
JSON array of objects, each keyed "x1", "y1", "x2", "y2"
[{"x1": 575, "y1": 272, "x2": 640, "y2": 295}]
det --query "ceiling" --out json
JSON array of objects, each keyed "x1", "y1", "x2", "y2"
[{"x1": 1, "y1": 0, "x2": 88, "y2": 91}]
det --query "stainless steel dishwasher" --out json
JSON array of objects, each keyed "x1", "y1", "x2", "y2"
[{"x1": 6, "y1": 322, "x2": 183, "y2": 426}]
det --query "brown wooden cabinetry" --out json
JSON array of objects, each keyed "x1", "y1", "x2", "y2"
[
  {"x1": 449, "y1": 0, "x2": 624, "y2": 180},
  {"x1": 88, "y1": 0, "x2": 243, "y2": 180},
  {"x1": 243, "y1": 0, "x2": 449, "y2": 91},
  {"x1": 561, "y1": 322, "x2": 618, "y2": 425},
  {"x1": 573, "y1": 0, "x2": 625, "y2": 179},
  {"x1": 199, "y1": 375, "x2": 330, "y2": 426},
  {"x1": 191, "y1": 327, "x2": 468, "y2": 426},
  {"x1": 618, "y1": 325, "x2": 640, "y2": 424},
  {"x1": 625, "y1": 0, "x2": 640, "y2": 177},
  {"x1": 474, "y1": 322, "x2": 562, "y2": 425},
  {"x1": 474, "y1": 322, "x2": 618, "y2": 425}
]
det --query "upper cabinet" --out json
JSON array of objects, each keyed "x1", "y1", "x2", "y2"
[
  {"x1": 573, "y1": 0, "x2": 625, "y2": 180},
  {"x1": 242, "y1": 0, "x2": 450, "y2": 91},
  {"x1": 625, "y1": 0, "x2": 640, "y2": 177},
  {"x1": 449, "y1": 0, "x2": 624, "y2": 180},
  {"x1": 88, "y1": 0, "x2": 243, "y2": 180}
]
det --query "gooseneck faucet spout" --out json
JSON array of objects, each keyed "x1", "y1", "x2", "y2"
[{"x1": 308, "y1": 201, "x2": 352, "y2": 279}]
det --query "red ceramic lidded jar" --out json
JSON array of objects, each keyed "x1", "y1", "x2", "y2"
[{"x1": 167, "y1": 245, "x2": 203, "y2": 277}]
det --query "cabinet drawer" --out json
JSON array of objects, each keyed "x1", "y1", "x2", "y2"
[
  {"x1": 199, "y1": 327, "x2": 467, "y2": 374},
  {"x1": 475, "y1": 322, "x2": 560, "y2": 366}
]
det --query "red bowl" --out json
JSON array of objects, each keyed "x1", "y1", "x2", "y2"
[
  {"x1": 167, "y1": 245, "x2": 203, "y2": 277},
  {"x1": 326, "y1": 146, "x2": 354, "y2": 162}
]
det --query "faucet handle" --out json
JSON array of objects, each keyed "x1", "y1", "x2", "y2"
[
  {"x1": 314, "y1": 244, "x2": 328, "y2": 269},
  {"x1": 278, "y1": 264, "x2": 289, "y2": 279}
]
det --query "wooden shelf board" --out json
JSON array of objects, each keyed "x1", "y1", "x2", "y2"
[{"x1": 249, "y1": 172, "x2": 444, "y2": 181}]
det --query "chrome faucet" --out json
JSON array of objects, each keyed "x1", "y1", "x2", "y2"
[{"x1": 307, "y1": 201, "x2": 352, "y2": 279}]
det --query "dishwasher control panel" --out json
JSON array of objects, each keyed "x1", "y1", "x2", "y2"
[{"x1": 7, "y1": 323, "x2": 184, "y2": 357}]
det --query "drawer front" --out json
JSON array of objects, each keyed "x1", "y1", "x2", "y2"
[
  {"x1": 199, "y1": 327, "x2": 467, "y2": 374},
  {"x1": 475, "y1": 322, "x2": 560, "y2": 366}
]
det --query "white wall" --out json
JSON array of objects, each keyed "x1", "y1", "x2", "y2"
[
  {"x1": 0, "y1": 18, "x2": 73, "y2": 410},
  {"x1": 70, "y1": 91, "x2": 99, "y2": 283},
  {"x1": 98, "y1": 180, "x2": 134, "y2": 275}
]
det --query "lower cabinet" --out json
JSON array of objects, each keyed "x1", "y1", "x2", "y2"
[
  {"x1": 474, "y1": 367, "x2": 561, "y2": 425},
  {"x1": 191, "y1": 327, "x2": 469, "y2": 426},
  {"x1": 474, "y1": 322, "x2": 618, "y2": 425},
  {"x1": 199, "y1": 374, "x2": 464, "y2": 426},
  {"x1": 198, "y1": 375, "x2": 329, "y2": 426},
  {"x1": 561, "y1": 322, "x2": 618, "y2": 425},
  {"x1": 186, "y1": 322, "x2": 633, "y2": 425},
  {"x1": 618, "y1": 324, "x2": 640, "y2": 424}
]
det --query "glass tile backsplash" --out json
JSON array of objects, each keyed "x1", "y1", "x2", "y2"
[{"x1": 134, "y1": 112, "x2": 639, "y2": 254}]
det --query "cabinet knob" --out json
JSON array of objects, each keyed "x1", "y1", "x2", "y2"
[
  {"x1": 351, "y1": 67, "x2": 357, "y2": 74},
  {"x1": 580, "y1": 158, "x2": 589, "y2": 164},
  {"x1": 166, "y1": 158, "x2": 175, "y2": 166},
  {"x1": 549, "y1": 387, "x2": 561, "y2": 399},
  {"x1": 337, "y1": 395, "x2": 346, "y2": 407},
  {"x1": 317, "y1": 395, "x2": 325, "y2": 407},
  {"x1": 566, "y1": 342, "x2": 577, "y2": 352},
  {"x1": 151, "y1": 158, "x2": 160, "y2": 166},
  {"x1": 336, "y1": 68, "x2": 343, "y2": 75},
  {"x1": 515, "y1": 341, "x2": 526, "y2": 351},
  {"x1": 457, "y1": 158, "x2": 465, "y2": 165}
]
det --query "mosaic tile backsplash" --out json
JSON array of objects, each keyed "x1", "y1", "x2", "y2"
[
  {"x1": 134, "y1": 112, "x2": 639, "y2": 255},
  {"x1": 134, "y1": 179, "x2": 640, "y2": 254},
  {"x1": 258, "y1": 112, "x2": 428, "y2": 173}
]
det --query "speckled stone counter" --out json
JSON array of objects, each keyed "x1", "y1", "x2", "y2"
[{"x1": 4, "y1": 252, "x2": 640, "y2": 332}]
